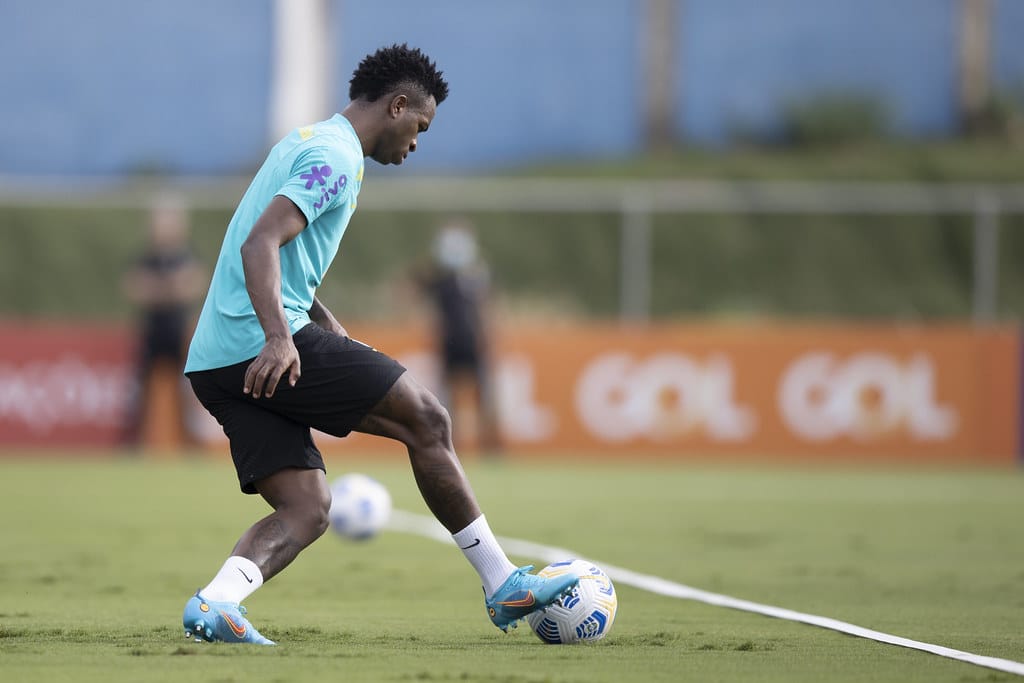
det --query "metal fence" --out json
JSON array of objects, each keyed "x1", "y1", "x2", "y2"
[{"x1": 2, "y1": 176, "x2": 1022, "y2": 321}]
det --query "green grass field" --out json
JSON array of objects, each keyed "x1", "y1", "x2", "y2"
[{"x1": 1, "y1": 453, "x2": 1022, "y2": 682}]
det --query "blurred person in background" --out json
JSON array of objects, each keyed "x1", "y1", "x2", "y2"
[
  {"x1": 179, "y1": 44, "x2": 576, "y2": 646},
  {"x1": 120, "y1": 195, "x2": 205, "y2": 449},
  {"x1": 413, "y1": 218, "x2": 502, "y2": 455}
]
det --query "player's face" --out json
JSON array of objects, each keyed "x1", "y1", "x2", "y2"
[{"x1": 374, "y1": 95, "x2": 436, "y2": 166}]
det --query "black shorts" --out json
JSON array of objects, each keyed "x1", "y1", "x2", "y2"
[{"x1": 187, "y1": 323, "x2": 406, "y2": 494}]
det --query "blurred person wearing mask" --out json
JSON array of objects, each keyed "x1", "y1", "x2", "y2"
[
  {"x1": 121, "y1": 195, "x2": 206, "y2": 449},
  {"x1": 414, "y1": 219, "x2": 502, "y2": 455}
]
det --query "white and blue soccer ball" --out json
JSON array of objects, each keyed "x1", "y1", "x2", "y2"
[
  {"x1": 328, "y1": 473, "x2": 392, "y2": 541},
  {"x1": 527, "y1": 559, "x2": 618, "y2": 644}
]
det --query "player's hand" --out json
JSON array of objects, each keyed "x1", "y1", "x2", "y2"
[{"x1": 243, "y1": 336, "x2": 300, "y2": 398}]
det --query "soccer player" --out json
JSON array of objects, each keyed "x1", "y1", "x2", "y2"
[{"x1": 180, "y1": 44, "x2": 577, "y2": 645}]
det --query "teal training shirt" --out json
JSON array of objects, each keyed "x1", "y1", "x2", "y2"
[{"x1": 185, "y1": 114, "x2": 364, "y2": 373}]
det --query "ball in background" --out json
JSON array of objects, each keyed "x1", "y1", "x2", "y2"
[
  {"x1": 328, "y1": 473, "x2": 392, "y2": 540},
  {"x1": 527, "y1": 559, "x2": 618, "y2": 644}
]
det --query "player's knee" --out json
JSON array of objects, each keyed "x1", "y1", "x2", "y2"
[
  {"x1": 310, "y1": 485, "x2": 332, "y2": 538},
  {"x1": 289, "y1": 482, "x2": 332, "y2": 540},
  {"x1": 409, "y1": 389, "x2": 453, "y2": 451}
]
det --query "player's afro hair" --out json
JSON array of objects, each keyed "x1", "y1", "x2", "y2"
[{"x1": 349, "y1": 43, "x2": 449, "y2": 106}]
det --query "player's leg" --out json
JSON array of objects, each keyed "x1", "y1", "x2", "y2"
[
  {"x1": 182, "y1": 369, "x2": 329, "y2": 644},
  {"x1": 233, "y1": 466, "x2": 331, "y2": 581},
  {"x1": 191, "y1": 466, "x2": 329, "y2": 612},
  {"x1": 354, "y1": 372, "x2": 578, "y2": 630},
  {"x1": 356, "y1": 372, "x2": 480, "y2": 531}
]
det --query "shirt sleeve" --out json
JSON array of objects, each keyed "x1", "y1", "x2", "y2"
[{"x1": 276, "y1": 145, "x2": 353, "y2": 225}]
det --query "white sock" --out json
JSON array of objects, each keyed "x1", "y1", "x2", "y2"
[
  {"x1": 199, "y1": 556, "x2": 264, "y2": 604},
  {"x1": 452, "y1": 515, "x2": 518, "y2": 597}
]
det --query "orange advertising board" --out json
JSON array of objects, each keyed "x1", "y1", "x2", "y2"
[
  {"x1": 1, "y1": 322, "x2": 1019, "y2": 464},
  {"x1": 331, "y1": 323, "x2": 1020, "y2": 463}
]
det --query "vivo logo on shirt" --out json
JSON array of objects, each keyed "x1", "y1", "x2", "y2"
[{"x1": 300, "y1": 164, "x2": 347, "y2": 211}]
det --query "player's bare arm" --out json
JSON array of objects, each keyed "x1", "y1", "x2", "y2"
[
  {"x1": 309, "y1": 295, "x2": 347, "y2": 337},
  {"x1": 241, "y1": 195, "x2": 308, "y2": 399}
]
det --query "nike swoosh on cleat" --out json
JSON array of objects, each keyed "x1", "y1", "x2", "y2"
[
  {"x1": 497, "y1": 591, "x2": 535, "y2": 608},
  {"x1": 238, "y1": 567, "x2": 254, "y2": 584},
  {"x1": 219, "y1": 611, "x2": 247, "y2": 638},
  {"x1": 459, "y1": 538, "x2": 481, "y2": 550}
]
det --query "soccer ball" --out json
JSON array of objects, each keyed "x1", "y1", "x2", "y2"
[
  {"x1": 526, "y1": 559, "x2": 618, "y2": 644},
  {"x1": 328, "y1": 473, "x2": 392, "y2": 540}
]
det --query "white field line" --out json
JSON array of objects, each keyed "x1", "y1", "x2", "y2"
[{"x1": 386, "y1": 509, "x2": 1024, "y2": 678}]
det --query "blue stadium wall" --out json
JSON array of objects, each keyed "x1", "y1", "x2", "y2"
[{"x1": 0, "y1": 0, "x2": 1021, "y2": 175}]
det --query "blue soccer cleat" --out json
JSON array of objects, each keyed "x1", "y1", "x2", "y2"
[
  {"x1": 484, "y1": 565, "x2": 579, "y2": 632},
  {"x1": 182, "y1": 591, "x2": 276, "y2": 645}
]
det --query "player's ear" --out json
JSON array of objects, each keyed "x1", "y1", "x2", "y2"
[{"x1": 389, "y1": 94, "x2": 408, "y2": 119}]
